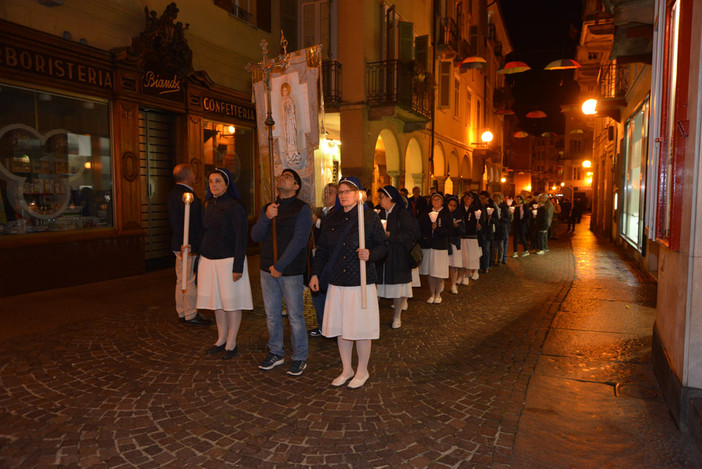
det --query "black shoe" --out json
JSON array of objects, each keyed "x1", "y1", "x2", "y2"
[
  {"x1": 206, "y1": 344, "x2": 225, "y2": 355},
  {"x1": 286, "y1": 360, "x2": 307, "y2": 376},
  {"x1": 258, "y1": 353, "x2": 284, "y2": 370},
  {"x1": 308, "y1": 328, "x2": 322, "y2": 337},
  {"x1": 184, "y1": 312, "x2": 212, "y2": 326},
  {"x1": 222, "y1": 346, "x2": 239, "y2": 360}
]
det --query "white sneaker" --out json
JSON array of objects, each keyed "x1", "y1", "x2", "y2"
[
  {"x1": 391, "y1": 319, "x2": 401, "y2": 329},
  {"x1": 434, "y1": 295, "x2": 442, "y2": 304},
  {"x1": 512, "y1": 253, "x2": 519, "y2": 258},
  {"x1": 461, "y1": 277, "x2": 470, "y2": 286},
  {"x1": 451, "y1": 285, "x2": 458, "y2": 294},
  {"x1": 472, "y1": 272, "x2": 479, "y2": 280},
  {"x1": 536, "y1": 250, "x2": 545, "y2": 255},
  {"x1": 521, "y1": 251, "x2": 530, "y2": 257},
  {"x1": 426, "y1": 296, "x2": 435, "y2": 304}
]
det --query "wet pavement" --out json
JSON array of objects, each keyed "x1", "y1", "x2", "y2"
[{"x1": 1, "y1": 216, "x2": 700, "y2": 468}]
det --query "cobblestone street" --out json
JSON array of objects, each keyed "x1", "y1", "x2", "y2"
[{"x1": 1, "y1": 219, "x2": 700, "y2": 468}]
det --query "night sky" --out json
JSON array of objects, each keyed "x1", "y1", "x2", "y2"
[{"x1": 499, "y1": 0, "x2": 583, "y2": 135}]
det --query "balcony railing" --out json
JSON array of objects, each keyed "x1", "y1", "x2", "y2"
[
  {"x1": 366, "y1": 60, "x2": 433, "y2": 121},
  {"x1": 214, "y1": 0, "x2": 253, "y2": 23},
  {"x1": 598, "y1": 63, "x2": 629, "y2": 99},
  {"x1": 322, "y1": 60, "x2": 342, "y2": 105},
  {"x1": 438, "y1": 17, "x2": 459, "y2": 55}
]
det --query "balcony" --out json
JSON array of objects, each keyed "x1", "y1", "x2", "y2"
[
  {"x1": 366, "y1": 60, "x2": 433, "y2": 126},
  {"x1": 598, "y1": 63, "x2": 629, "y2": 99},
  {"x1": 437, "y1": 17, "x2": 459, "y2": 57},
  {"x1": 322, "y1": 60, "x2": 342, "y2": 106}
]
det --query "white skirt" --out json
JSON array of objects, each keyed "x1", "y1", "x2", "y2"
[
  {"x1": 460, "y1": 238, "x2": 481, "y2": 270},
  {"x1": 411, "y1": 268, "x2": 421, "y2": 287},
  {"x1": 196, "y1": 256, "x2": 253, "y2": 311},
  {"x1": 377, "y1": 281, "x2": 413, "y2": 299},
  {"x1": 322, "y1": 284, "x2": 380, "y2": 340},
  {"x1": 448, "y1": 245, "x2": 463, "y2": 268},
  {"x1": 419, "y1": 248, "x2": 449, "y2": 279}
]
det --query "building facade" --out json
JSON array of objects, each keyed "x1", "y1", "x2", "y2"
[{"x1": 0, "y1": 0, "x2": 280, "y2": 296}]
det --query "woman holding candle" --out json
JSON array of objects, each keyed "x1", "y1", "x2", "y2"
[
  {"x1": 309, "y1": 176, "x2": 388, "y2": 389},
  {"x1": 418, "y1": 192, "x2": 453, "y2": 304},
  {"x1": 197, "y1": 168, "x2": 253, "y2": 359},
  {"x1": 445, "y1": 195, "x2": 465, "y2": 294},
  {"x1": 376, "y1": 185, "x2": 420, "y2": 329},
  {"x1": 457, "y1": 192, "x2": 482, "y2": 285}
]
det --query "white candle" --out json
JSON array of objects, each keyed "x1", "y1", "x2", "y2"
[
  {"x1": 182, "y1": 192, "x2": 194, "y2": 292},
  {"x1": 358, "y1": 191, "x2": 367, "y2": 309}
]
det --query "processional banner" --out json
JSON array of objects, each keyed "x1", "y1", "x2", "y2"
[{"x1": 251, "y1": 45, "x2": 321, "y2": 205}]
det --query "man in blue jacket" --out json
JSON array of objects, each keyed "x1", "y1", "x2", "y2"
[
  {"x1": 251, "y1": 169, "x2": 313, "y2": 376},
  {"x1": 167, "y1": 163, "x2": 211, "y2": 326}
]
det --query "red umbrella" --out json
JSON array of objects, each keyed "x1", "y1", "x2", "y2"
[
  {"x1": 544, "y1": 59, "x2": 582, "y2": 70},
  {"x1": 540, "y1": 131, "x2": 558, "y2": 137},
  {"x1": 497, "y1": 61, "x2": 531, "y2": 74},
  {"x1": 496, "y1": 109, "x2": 515, "y2": 115},
  {"x1": 526, "y1": 110, "x2": 547, "y2": 118},
  {"x1": 459, "y1": 56, "x2": 487, "y2": 71},
  {"x1": 513, "y1": 131, "x2": 529, "y2": 138}
]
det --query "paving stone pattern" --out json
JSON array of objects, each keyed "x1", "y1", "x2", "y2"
[{"x1": 0, "y1": 220, "x2": 699, "y2": 468}]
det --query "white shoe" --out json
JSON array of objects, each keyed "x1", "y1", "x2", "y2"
[
  {"x1": 512, "y1": 253, "x2": 519, "y2": 258},
  {"x1": 426, "y1": 296, "x2": 435, "y2": 304},
  {"x1": 433, "y1": 295, "x2": 442, "y2": 304},
  {"x1": 461, "y1": 277, "x2": 470, "y2": 286},
  {"x1": 521, "y1": 251, "x2": 530, "y2": 257},
  {"x1": 348, "y1": 373, "x2": 370, "y2": 389},
  {"x1": 536, "y1": 250, "x2": 545, "y2": 255},
  {"x1": 391, "y1": 319, "x2": 401, "y2": 329},
  {"x1": 472, "y1": 272, "x2": 479, "y2": 280},
  {"x1": 451, "y1": 285, "x2": 458, "y2": 294}
]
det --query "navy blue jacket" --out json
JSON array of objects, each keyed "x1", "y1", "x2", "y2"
[{"x1": 200, "y1": 193, "x2": 248, "y2": 273}]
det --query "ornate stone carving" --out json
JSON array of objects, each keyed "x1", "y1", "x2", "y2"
[{"x1": 122, "y1": 151, "x2": 139, "y2": 182}]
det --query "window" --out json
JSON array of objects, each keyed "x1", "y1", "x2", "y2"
[
  {"x1": 203, "y1": 121, "x2": 256, "y2": 214},
  {"x1": 588, "y1": 52, "x2": 598, "y2": 60},
  {"x1": 465, "y1": 89, "x2": 472, "y2": 127},
  {"x1": 573, "y1": 167, "x2": 581, "y2": 180},
  {"x1": 570, "y1": 139, "x2": 582, "y2": 154},
  {"x1": 438, "y1": 61, "x2": 452, "y2": 108},
  {"x1": 301, "y1": 1, "x2": 330, "y2": 58},
  {"x1": 476, "y1": 99, "x2": 481, "y2": 130},
  {"x1": 0, "y1": 84, "x2": 112, "y2": 236},
  {"x1": 453, "y1": 78, "x2": 460, "y2": 118},
  {"x1": 621, "y1": 98, "x2": 649, "y2": 248}
]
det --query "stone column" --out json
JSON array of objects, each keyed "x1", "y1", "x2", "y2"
[{"x1": 387, "y1": 170, "x2": 401, "y2": 188}]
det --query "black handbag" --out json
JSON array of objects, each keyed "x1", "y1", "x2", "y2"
[{"x1": 409, "y1": 242, "x2": 423, "y2": 269}]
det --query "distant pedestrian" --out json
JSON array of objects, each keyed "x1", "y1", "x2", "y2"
[
  {"x1": 511, "y1": 195, "x2": 530, "y2": 257},
  {"x1": 251, "y1": 168, "x2": 313, "y2": 376},
  {"x1": 376, "y1": 185, "x2": 420, "y2": 329},
  {"x1": 478, "y1": 191, "x2": 496, "y2": 273},
  {"x1": 419, "y1": 193, "x2": 453, "y2": 304},
  {"x1": 491, "y1": 192, "x2": 511, "y2": 265},
  {"x1": 535, "y1": 194, "x2": 550, "y2": 255},
  {"x1": 309, "y1": 176, "x2": 388, "y2": 389},
  {"x1": 168, "y1": 163, "x2": 210, "y2": 326},
  {"x1": 197, "y1": 168, "x2": 252, "y2": 359}
]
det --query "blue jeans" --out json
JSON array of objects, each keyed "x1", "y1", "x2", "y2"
[
  {"x1": 260, "y1": 271, "x2": 308, "y2": 361},
  {"x1": 480, "y1": 239, "x2": 492, "y2": 271},
  {"x1": 311, "y1": 291, "x2": 327, "y2": 329},
  {"x1": 499, "y1": 238, "x2": 509, "y2": 262}
]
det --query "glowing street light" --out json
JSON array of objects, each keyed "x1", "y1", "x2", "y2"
[
  {"x1": 500, "y1": 177, "x2": 507, "y2": 183},
  {"x1": 481, "y1": 130, "x2": 494, "y2": 143},
  {"x1": 582, "y1": 99, "x2": 598, "y2": 115},
  {"x1": 582, "y1": 160, "x2": 592, "y2": 168}
]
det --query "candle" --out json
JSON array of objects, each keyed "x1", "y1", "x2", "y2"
[
  {"x1": 428, "y1": 210, "x2": 439, "y2": 223},
  {"x1": 181, "y1": 192, "x2": 194, "y2": 292},
  {"x1": 486, "y1": 207, "x2": 494, "y2": 216},
  {"x1": 358, "y1": 191, "x2": 367, "y2": 309},
  {"x1": 474, "y1": 209, "x2": 482, "y2": 220}
]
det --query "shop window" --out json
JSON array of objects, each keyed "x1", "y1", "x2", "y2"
[
  {"x1": 0, "y1": 84, "x2": 112, "y2": 236},
  {"x1": 203, "y1": 120, "x2": 255, "y2": 215},
  {"x1": 621, "y1": 99, "x2": 649, "y2": 249}
]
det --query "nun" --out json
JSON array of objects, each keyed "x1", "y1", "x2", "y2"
[
  {"x1": 376, "y1": 185, "x2": 421, "y2": 329},
  {"x1": 197, "y1": 168, "x2": 253, "y2": 359},
  {"x1": 418, "y1": 192, "x2": 453, "y2": 304}
]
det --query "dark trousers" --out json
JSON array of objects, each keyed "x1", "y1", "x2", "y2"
[
  {"x1": 538, "y1": 230, "x2": 548, "y2": 251},
  {"x1": 480, "y1": 239, "x2": 492, "y2": 271},
  {"x1": 311, "y1": 290, "x2": 327, "y2": 329},
  {"x1": 513, "y1": 230, "x2": 528, "y2": 253}
]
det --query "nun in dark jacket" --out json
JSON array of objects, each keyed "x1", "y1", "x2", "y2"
[
  {"x1": 445, "y1": 195, "x2": 466, "y2": 294},
  {"x1": 418, "y1": 192, "x2": 453, "y2": 304},
  {"x1": 457, "y1": 191, "x2": 482, "y2": 285},
  {"x1": 376, "y1": 185, "x2": 420, "y2": 329}
]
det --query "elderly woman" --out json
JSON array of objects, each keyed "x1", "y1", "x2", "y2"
[
  {"x1": 457, "y1": 192, "x2": 482, "y2": 285},
  {"x1": 197, "y1": 168, "x2": 253, "y2": 359},
  {"x1": 376, "y1": 185, "x2": 420, "y2": 329},
  {"x1": 309, "y1": 176, "x2": 388, "y2": 389},
  {"x1": 418, "y1": 192, "x2": 453, "y2": 304},
  {"x1": 445, "y1": 195, "x2": 465, "y2": 294}
]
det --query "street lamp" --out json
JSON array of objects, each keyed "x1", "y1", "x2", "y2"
[
  {"x1": 582, "y1": 99, "x2": 597, "y2": 115},
  {"x1": 500, "y1": 177, "x2": 506, "y2": 183},
  {"x1": 582, "y1": 160, "x2": 592, "y2": 168},
  {"x1": 481, "y1": 130, "x2": 494, "y2": 143}
]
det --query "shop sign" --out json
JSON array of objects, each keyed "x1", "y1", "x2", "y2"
[
  {"x1": 197, "y1": 95, "x2": 255, "y2": 122},
  {"x1": 0, "y1": 43, "x2": 113, "y2": 90},
  {"x1": 141, "y1": 67, "x2": 183, "y2": 101}
]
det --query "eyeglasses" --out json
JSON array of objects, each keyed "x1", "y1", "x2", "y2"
[{"x1": 337, "y1": 189, "x2": 356, "y2": 196}]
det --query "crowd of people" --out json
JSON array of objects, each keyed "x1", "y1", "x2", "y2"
[{"x1": 168, "y1": 163, "x2": 578, "y2": 388}]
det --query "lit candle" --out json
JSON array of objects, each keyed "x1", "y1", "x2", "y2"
[
  {"x1": 358, "y1": 191, "x2": 367, "y2": 309},
  {"x1": 182, "y1": 192, "x2": 194, "y2": 292}
]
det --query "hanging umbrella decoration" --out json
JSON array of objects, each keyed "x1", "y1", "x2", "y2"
[
  {"x1": 495, "y1": 109, "x2": 516, "y2": 115},
  {"x1": 459, "y1": 56, "x2": 487, "y2": 72},
  {"x1": 513, "y1": 131, "x2": 530, "y2": 138},
  {"x1": 497, "y1": 61, "x2": 531, "y2": 75},
  {"x1": 525, "y1": 110, "x2": 547, "y2": 119},
  {"x1": 540, "y1": 131, "x2": 558, "y2": 137},
  {"x1": 544, "y1": 59, "x2": 582, "y2": 70}
]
